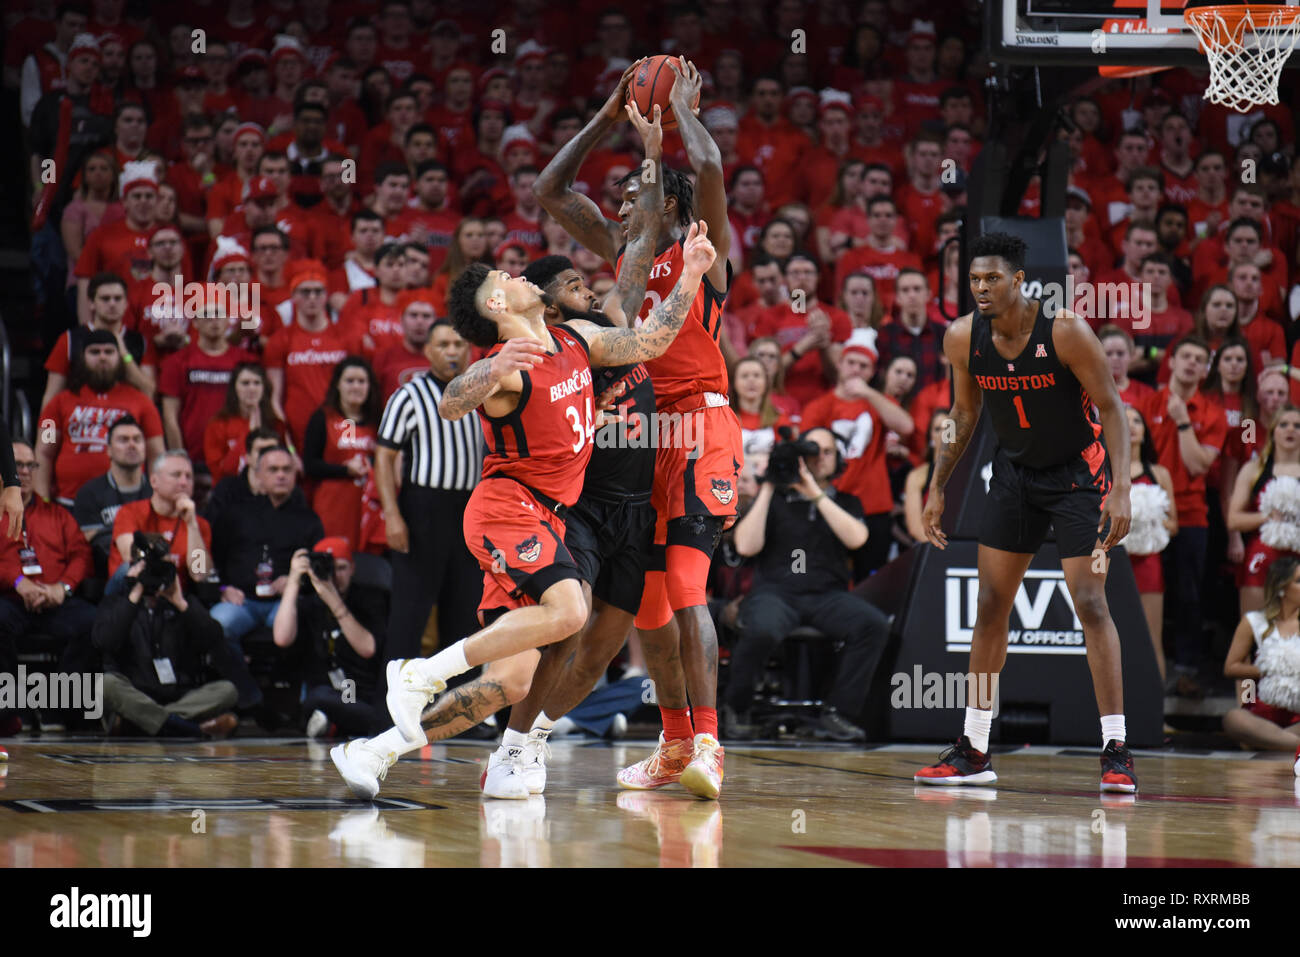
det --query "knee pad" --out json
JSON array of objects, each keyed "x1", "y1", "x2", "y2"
[
  {"x1": 634, "y1": 569, "x2": 673, "y2": 631},
  {"x1": 665, "y1": 543, "x2": 713, "y2": 611}
]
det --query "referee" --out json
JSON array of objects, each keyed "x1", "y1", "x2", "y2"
[{"x1": 375, "y1": 317, "x2": 484, "y2": 662}]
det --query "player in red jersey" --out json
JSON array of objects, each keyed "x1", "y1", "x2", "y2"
[
  {"x1": 331, "y1": 216, "x2": 719, "y2": 802},
  {"x1": 535, "y1": 57, "x2": 740, "y2": 799}
]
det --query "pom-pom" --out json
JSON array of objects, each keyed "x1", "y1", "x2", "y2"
[
  {"x1": 1120, "y1": 483, "x2": 1171, "y2": 556},
  {"x1": 1258, "y1": 476, "x2": 1300, "y2": 552},
  {"x1": 1256, "y1": 632, "x2": 1300, "y2": 713}
]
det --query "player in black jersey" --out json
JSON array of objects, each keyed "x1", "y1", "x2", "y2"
[{"x1": 914, "y1": 232, "x2": 1139, "y2": 793}]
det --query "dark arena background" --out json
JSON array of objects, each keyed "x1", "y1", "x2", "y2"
[{"x1": 0, "y1": 0, "x2": 1297, "y2": 923}]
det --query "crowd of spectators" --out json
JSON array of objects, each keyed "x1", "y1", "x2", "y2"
[{"x1": 4, "y1": 0, "x2": 1300, "y2": 740}]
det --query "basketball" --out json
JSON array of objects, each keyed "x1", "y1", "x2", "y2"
[{"x1": 628, "y1": 54, "x2": 699, "y2": 130}]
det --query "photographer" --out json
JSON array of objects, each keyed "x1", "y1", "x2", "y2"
[
  {"x1": 272, "y1": 538, "x2": 386, "y2": 737},
  {"x1": 93, "y1": 544, "x2": 239, "y2": 738},
  {"x1": 726, "y1": 428, "x2": 891, "y2": 741}
]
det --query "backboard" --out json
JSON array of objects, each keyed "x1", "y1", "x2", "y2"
[{"x1": 987, "y1": 0, "x2": 1300, "y2": 67}]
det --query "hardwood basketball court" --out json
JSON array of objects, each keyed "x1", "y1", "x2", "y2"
[{"x1": 1, "y1": 736, "x2": 1295, "y2": 868}]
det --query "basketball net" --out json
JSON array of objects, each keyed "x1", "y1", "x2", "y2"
[{"x1": 1185, "y1": 5, "x2": 1300, "y2": 112}]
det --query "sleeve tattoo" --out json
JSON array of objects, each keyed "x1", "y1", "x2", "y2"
[
  {"x1": 438, "y1": 357, "x2": 495, "y2": 421},
  {"x1": 593, "y1": 275, "x2": 698, "y2": 366}
]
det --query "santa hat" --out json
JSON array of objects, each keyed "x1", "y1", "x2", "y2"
[
  {"x1": 120, "y1": 160, "x2": 159, "y2": 196},
  {"x1": 514, "y1": 40, "x2": 548, "y2": 67},
  {"x1": 785, "y1": 86, "x2": 817, "y2": 109},
  {"x1": 818, "y1": 88, "x2": 854, "y2": 118},
  {"x1": 313, "y1": 537, "x2": 353, "y2": 563},
  {"x1": 236, "y1": 48, "x2": 269, "y2": 70},
  {"x1": 270, "y1": 35, "x2": 307, "y2": 68},
  {"x1": 500, "y1": 123, "x2": 537, "y2": 159},
  {"x1": 907, "y1": 19, "x2": 938, "y2": 45},
  {"x1": 211, "y1": 236, "x2": 251, "y2": 276},
  {"x1": 842, "y1": 327, "x2": 879, "y2": 363},
  {"x1": 68, "y1": 33, "x2": 101, "y2": 63},
  {"x1": 233, "y1": 121, "x2": 266, "y2": 145},
  {"x1": 701, "y1": 102, "x2": 738, "y2": 130},
  {"x1": 98, "y1": 32, "x2": 125, "y2": 51},
  {"x1": 290, "y1": 262, "x2": 329, "y2": 291}
]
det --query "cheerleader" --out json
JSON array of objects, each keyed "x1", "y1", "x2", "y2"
[
  {"x1": 1121, "y1": 405, "x2": 1177, "y2": 682},
  {"x1": 303, "y1": 357, "x2": 381, "y2": 550},
  {"x1": 1228, "y1": 405, "x2": 1300, "y2": 615},
  {"x1": 1222, "y1": 555, "x2": 1300, "y2": 770}
]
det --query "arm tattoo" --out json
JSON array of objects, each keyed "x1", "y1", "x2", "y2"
[
  {"x1": 418, "y1": 678, "x2": 509, "y2": 742},
  {"x1": 612, "y1": 159, "x2": 664, "y2": 324},
  {"x1": 930, "y1": 406, "x2": 978, "y2": 490},
  {"x1": 594, "y1": 274, "x2": 698, "y2": 366},
  {"x1": 535, "y1": 114, "x2": 620, "y2": 264},
  {"x1": 438, "y1": 357, "x2": 495, "y2": 421}
]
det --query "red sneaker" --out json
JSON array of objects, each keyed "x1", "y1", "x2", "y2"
[
  {"x1": 1101, "y1": 740, "x2": 1139, "y2": 793},
  {"x1": 914, "y1": 736, "x2": 998, "y2": 786}
]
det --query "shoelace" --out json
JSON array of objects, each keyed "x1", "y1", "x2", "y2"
[
  {"x1": 644, "y1": 740, "x2": 684, "y2": 777},
  {"x1": 525, "y1": 733, "x2": 551, "y2": 764},
  {"x1": 933, "y1": 739, "x2": 972, "y2": 767},
  {"x1": 353, "y1": 742, "x2": 396, "y2": 781}
]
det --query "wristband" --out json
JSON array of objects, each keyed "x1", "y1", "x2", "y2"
[
  {"x1": 790, "y1": 347, "x2": 804, "y2": 361},
  {"x1": 1147, "y1": 346, "x2": 1159, "y2": 360},
  {"x1": 122, "y1": 352, "x2": 134, "y2": 364},
  {"x1": 1177, "y1": 422, "x2": 1192, "y2": 431},
  {"x1": 15, "y1": 575, "x2": 24, "y2": 586}
]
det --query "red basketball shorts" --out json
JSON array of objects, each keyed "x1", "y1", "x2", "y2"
[{"x1": 462, "y1": 476, "x2": 581, "y2": 625}]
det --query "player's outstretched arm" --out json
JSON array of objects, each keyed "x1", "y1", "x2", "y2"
[
  {"x1": 922, "y1": 316, "x2": 982, "y2": 549},
  {"x1": 534, "y1": 58, "x2": 646, "y2": 269},
  {"x1": 667, "y1": 58, "x2": 730, "y2": 287},
  {"x1": 437, "y1": 339, "x2": 545, "y2": 421},
  {"x1": 1054, "y1": 310, "x2": 1131, "y2": 549},
  {"x1": 603, "y1": 102, "x2": 666, "y2": 329},
  {"x1": 571, "y1": 221, "x2": 715, "y2": 367}
]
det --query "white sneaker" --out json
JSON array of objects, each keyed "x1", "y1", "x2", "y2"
[
  {"x1": 521, "y1": 729, "x2": 551, "y2": 794},
  {"x1": 480, "y1": 745, "x2": 530, "y2": 799},
  {"x1": 385, "y1": 659, "x2": 445, "y2": 744},
  {"x1": 306, "y1": 709, "x2": 330, "y2": 739},
  {"x1": 331, "y1": 738, "x2": 398, "y2": 800}
]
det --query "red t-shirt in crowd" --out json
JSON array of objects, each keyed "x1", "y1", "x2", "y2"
[
  {"x1": 159, "y1": 343, "x2": 254, "y2": 461},
  {"x1": 108, "y1": 498, "x2": 212, "y2": 578},
  {"x1": 262, "y1": 321, "x2": 370, "y2": 446},
  {"x1": 1138, "y1": 386, "x2": 1228, "y2": 528},
  {"x1": 74, "y1": 219, "x2": 154, "y2": 280},
  {"x1": 40, "y1": 384, "x2": 164, "y2": 503},
  {"x1": 800, "y1": 391, "x2": 893, "y2": 515},
  {"x1": 754, "y1": 302, "x2": 853, "y2": 408},
  {"x1": 339, "y1": 289, "x2": 405, "y2": 352},
  {"x1": 374, "y1": 343, "x2": 430, "y2": 400},
  {"x1": 834, "y1": 245, "x2": 923, "y2": 314}
]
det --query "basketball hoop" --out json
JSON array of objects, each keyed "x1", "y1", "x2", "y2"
[{"x1": 1184, "y1": 4, "x2": 1300, "y2": 112}]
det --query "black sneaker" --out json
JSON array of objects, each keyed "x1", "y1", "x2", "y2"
[
  {"x1": 1100, "y1": 739, "x2": 1138, "y2": 793},
  {"x1": 819, "y1": 708, "x2": 867, "y2": 742},
  {"x1": 914, "y1": 735, "x2": 998, "y2": 786}
]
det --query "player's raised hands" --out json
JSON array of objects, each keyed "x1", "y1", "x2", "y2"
[
  {"x1": 682, "y1": 220, "x2": 716, "y2": 275},
  {"x1": 489, "y1": 337, "x2": 547, "y2": 382},
  {"x1": 593, "y1": 379, "x2": 627, "y2": 431},
  {"x1": 624, "y1": 102, "x2": 663, "y2": 160},
  {"x1": 666, "y1": 57, "x2": 702, "y2": 117},
  {"x1": 603, "y1": 56, "x2": 648, "y2": 122}
]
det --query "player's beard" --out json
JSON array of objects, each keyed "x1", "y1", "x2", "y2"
[{"x1": 544, "y1": 295, "x2": 615, "y2": 328}]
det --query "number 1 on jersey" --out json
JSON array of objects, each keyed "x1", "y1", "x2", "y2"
[{"x1": 1012, "y1": 394, "x2": 1030, "y2": 429}]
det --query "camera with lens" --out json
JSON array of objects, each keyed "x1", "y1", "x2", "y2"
[
  {"x1": 303, "y1": 550, "x2": 336, "y2": 588},
  {"x1": 130, "y1": 531, "x2": 177, "y2": 594},
  {"x1": 765, "y1": 426, "x2": 821, "y2": 490}
]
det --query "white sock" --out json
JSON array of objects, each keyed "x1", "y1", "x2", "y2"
[
  {"x1": 422, "y1": 640, "x2": 471, "y2": 684},
  {"x1": 501, "y1": 728, "x2": 528, "y2": 749},
  {"x1": 1101, "y1": 715, "x2": 1126, "y2": 748},
  {"x1": 531, "y1": 712, "x2": 557, "y2": 732},
  {"x1": 963, "y1": 707, "x2": 993, "y2": 754},
  {"x1": 370, "y1": 726, "x2": 424, "y2": 757}
]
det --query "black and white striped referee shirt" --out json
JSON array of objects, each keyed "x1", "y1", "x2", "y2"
[{"x1": 377, "y1": 373, "x2": 484, "y2": 490}]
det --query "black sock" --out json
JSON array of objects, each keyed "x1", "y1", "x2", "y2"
[{"x1": 159, "y1": 714, "x2": 202, "y2": 737}]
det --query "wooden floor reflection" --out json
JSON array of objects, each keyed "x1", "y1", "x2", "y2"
[{"x1": 0, "y1": 737, "x2": 1296, "y2": 867}]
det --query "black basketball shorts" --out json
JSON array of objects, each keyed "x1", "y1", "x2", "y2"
[
  {"x1": 563, "y1": 494, "x2": 657, "y2": 616},
  {"x1": 979, "y1": 440, "x2": 1113, "y2": 559}
]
